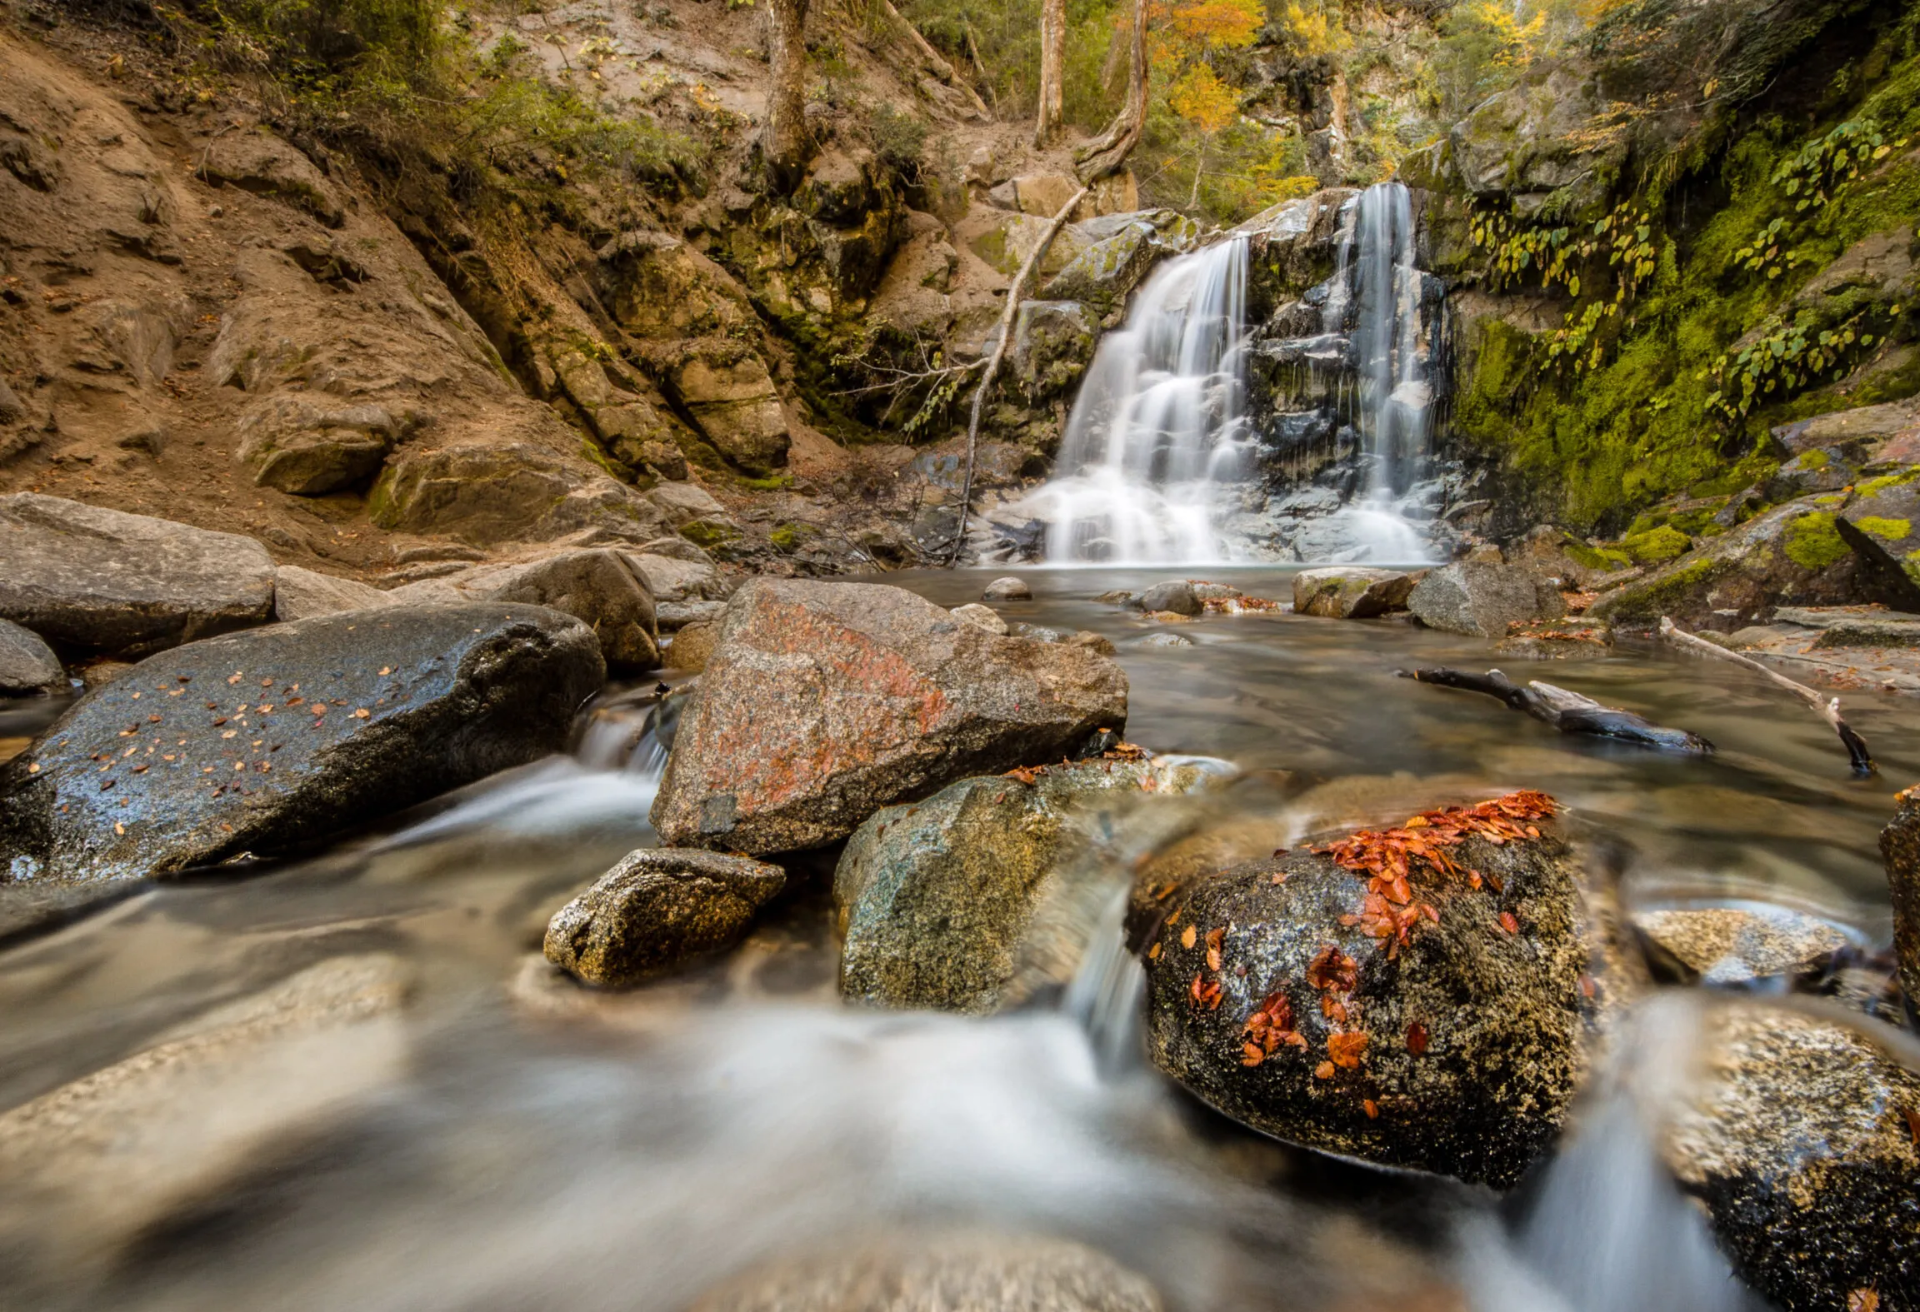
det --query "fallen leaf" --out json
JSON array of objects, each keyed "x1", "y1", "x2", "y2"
[
  {"x1": 1242, "y1": 1042, "x2": 1267, "y2": 1068},
  {"x1": 1498, "y1": 911, "x2": 1520, "y2": 935},
  {"x1": 1307, "y1": 945, "x2": 1358, "y2": 992},
  {"x1": 1314, "y1": 1061, "x2": 1335, "y2": 1080},
  {"x1": 353, "y1": 708, "x2": 370, "y2": 719},
  {"x1": 1848, "y1": 1289, "x2": 1879, "y2": 1312},
  {"x1": 1406, "y1": 1022, "x2": 1429, "y2": 1055},
  {"x1": 1903, "y1": 1106, "x2": 1920, "y2": 1148},
  {"x1": 1363, "y1": 1098, "x2": 1379, "y2": 1119},
  {"x1": 1181, "y1": 924, "x2": 1197, "y2": 950},
  {"x1": 379, "y1": 666, "x2": 392, "y2": 676},
  {"x1": 1327, "y1": 1031, "x2": 1368, "y2": 1069},
  {"x1": 1148, "y1": 942, "x2": 1162, "y2": 961}
]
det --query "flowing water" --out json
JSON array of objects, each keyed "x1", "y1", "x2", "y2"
[{"x1": 4, "y1": 567, "x2": 1919, "y2": 1311}]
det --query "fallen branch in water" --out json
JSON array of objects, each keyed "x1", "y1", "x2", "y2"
[
  {"x1": 1400, "y1": 667, "x2": 1715, "y2": 755},
  {"x1": 1659, "y1": 616, "x2": 1874, "y2": 776}
]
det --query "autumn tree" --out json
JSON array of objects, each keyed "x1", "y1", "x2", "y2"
[
  {"x1": 1167, "y1": 62, "x2": 1237, "y2": 205},
  {"x1": 1034, "y1": 0, "x2": 1065, "y2": 145},
  {"x1": 764, "y1": 0, "x2": 812, "y2": 191}
]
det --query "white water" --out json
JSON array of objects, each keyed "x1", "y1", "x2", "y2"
[{"x1": 1033, "y1": 236, "x2": 1254, "y2": 564}]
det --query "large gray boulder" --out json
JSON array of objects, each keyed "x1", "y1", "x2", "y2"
[
  {"x1": 835, "y1": 757, "x2": 1215, "y2": 1014},
  {"x1": 390, "y1": 549, "x2": 660, "y2": 671},
  {"x1": 544, "y1": 848, "x2": 786, "y2": 987},
  {"x1": 0, "y1": 495, "x2": 275, "y2": 654},
  {"x1": 651, "y1": 580, "x2": 1128, "y2": 856},
  {"x1": 272, "y1": 565, "x2": 394, "y2": 622},
  {"x1": 1408, "y1": 561, "x2": 1564, "y2": 637},
  {"x1": 623, "y1": 551, "x2": 731, "y2": 604},
  {"x1": 1139, "y1": 792, "x2": 1599, "y2": 1187},
  {"x1": 1666, "y1": 1003, "x2": 1920, "y2": 1312},
  {"x1": 0, "y1": 618, "x2": 62, "y2": 694},
  {"x1": 1292, "y1": 567, "x2": 1420, "y2": 619},
  {"x1": 0, "y1": 604, "x2": 603, "y2": 894}
]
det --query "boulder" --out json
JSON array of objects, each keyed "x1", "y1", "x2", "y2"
[
  {"x1": 689, "y1": 1233, "x2": 1161, "y2": 1312},
  {"x1": 0, "y1": 603, "x2": 603, "y2": 892},
  {"x1": 1881, "y1": 786, "x2": 1920, "y2": 1007},
  {"x1": 0, "y1": 618, "x2": 62, "y2": 695},
  {"x1": 658, "y1": 599, "x2": 728, "y2": 632},
  {"x1": 0, "y1": 495, "x2": 276, "y2": 655},
  {"x1": 625, "y1": 553, "x2": 728, "y2": 607},
  {"x1": 1292, "y1": 567, "x2": 1419, "y2": 619},
  {"x1": 1631, "y1": 905, "x2": 1851, "y2": 985},
  {"x1": 1009, "y1": 300, "x2": 1096, "y2": 399},
  {"x1": 1665, "y1": 1003, "x2": 1920, "y2": 1312},
  {"x1": 651, "y1": 580, "x2": 1128, "y2": 855},
  {"x1": 647, "y1": 481, "x2": 729, "y2": 526},
  {"x1": 664, "y1": 621, "x2": 718, "y2": 672},
  {"x1": 198, "y1": 128, "x2": 345, "y2": 227},
  {"x1": 391, "y1": 549, "x2": 660, "y2": 671},
  {"x1": 1139, "y1": 792, "x2": 1598, "y2": 1187},
  {"x1": 1408, "y1": 561, "x2": 1564, "y2": 637},
  {"x1": 1838, "y1": 467, "x2": 1920, "y2": 593},
  {"x1": 836, "y1": 757, "x2": 1215, "y2": 1013},
  {"x1": 543, "y1": 848, "x2": 786, "y2": 987},
  {"x1": 272, "y1": 565, "x2": 394, "y2": 622},
  {"x1": 669, "y1": 355, "x2": 790, "y2": 475},
  {"x1": 1041, "y1": 211, "x2": 1201, "y2": 315},
  {"x1": 235, "y1": 392, "x2": 398, "y2": 495},
  {"x1": 951, "y1": 602, "x2": 1008, "y2": 634},
  {"x1": 369, "y1": 443, "x2": 672, "y2": 547},
  {"x1": 1140, "y1": 580, "x2": 1201, "y2": 617},
  {"x1": 983, "y1": 576, "x2": 1032, "y2": 601}
]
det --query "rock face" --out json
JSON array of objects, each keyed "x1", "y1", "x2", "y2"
[
  {"x1": 689, "y1": 1233, "x2": 1162, "y2": 1312},
  {"x1": 1666, "y1": 1003, "x2": 1920, "y2": 1312},
  {"x1": 369, "y1": 442, "x2": 671, "y2": 547},
  {"x1": 1139, "y1": 797, "x2": 1596, "y2": 1187},
  {"x1": 1408, "y1": 561, "x2": 1563, "y2": 637},
  {"x1": 0, "y1": 604, "x2": 603, "y2": 890},
  {"x1": 391, "y1": 549, "x2": 660, "y2": 671},
  {"x1": 836, "y1": 757, "x2": 1213, "y2": 1013},
  {"x1": 235, "y1": 392, "x2": 398, "y2": 494},
  {"x1": 0, "y1": 618, "x2": 62, "y2": 694},
  {"x1": 1292, "y1": 567, "x2": 1420, "y2": 619},
  {"x1": 0, "y1": 495, "x2": 276, "y2": 654},
  {"x1": 651, "y1": 581, "x2": 1128, "y2": 855},
  {"x1": 544, "y1": 848, "x2": 786, "y2": 987},
  {"x1": 272, "y1": 565, "x2": 394, "y2": 622},
  {"x1": 1881, "y1": 786, "x2": 1920, "y2": 1007}
]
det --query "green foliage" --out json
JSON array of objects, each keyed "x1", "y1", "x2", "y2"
[
  {"x1": 869, "y1": 103, "x2": 929, "y2": 179},
  {"x1": 1466, "y1": 200, "x2": 1659, "y2": 373}
]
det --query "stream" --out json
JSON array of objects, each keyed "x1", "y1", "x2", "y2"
[{"x1": 4, "y1": 566, "x2": 1917, "y2": 1311}]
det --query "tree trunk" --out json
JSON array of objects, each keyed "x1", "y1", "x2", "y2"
[
  {"x1": 764, "y1": 0, "x2": 813, "y2": 193},
  {"x1": 1188, "y1": 136, "x2": 1206, "y2": 208},
  {"x1": 1074, "y1": 0, "x2": 1147, "y2": 183},
  {"x1": 1034, "y1": 0, "x2": 1066, "y2": 146}
]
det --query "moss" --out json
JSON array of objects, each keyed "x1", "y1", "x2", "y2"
[
  {"x1": 679, "y1": 518, "x2": 742, "y2": 549},
  {"x1": 1854, "y1": 515, "x2": 1913, "y2": 540},
  {"x1": 1668, "y1": 509, "x2": 1717, "y2": 536},
  {"x1": 1602, "y1": 554, "x2": 1721, "y2": 622},
  {"x1": 1564, "y1": 540, "x2": 1633, "y2": 571},
  {"x1": 1623, "y1": 524, "x2": 1693, "y2": 564},
  {"x1": 1783, "y1": 512, "x2": 1850, "y2": 570},
  {"x1": 1860, "y1": 467, "x2": 1920, "y2": 497},
  {"x1": 736, "y1": 473, "x2": 794, "y2": 492},
  {"x1": 1794, "y1": 449, "x2": 1830, "y2": 470},
  {"x1": 768, "y1": 522, "x2": 820, "y2": 552}
]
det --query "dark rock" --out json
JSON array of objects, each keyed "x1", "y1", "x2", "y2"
[
  {"x1": 1140, "y1": 806, "x2": 1597, "y2": 1187},
  {"x1": 1882, "y1": 786, "x2": 1920, "y2": 1007},
  {"x1": 543, "y1": 848, "x2": 786, "y2": 987},
  {"x1": 1292, "y1": 567, "x2": 1420, "y2": 619},
  {"x1": 651, "y1": 580, "x2": 1128, "y2": 855},
  {"x1": 0, "y1": 618, "x2": 61, "y2": 694},
  {"x1": 1666, "y1": 1003, "x2": 1920, "y2": 1312},
  {"x1": 982, "y1": 576, "x2": 1032, "y2": 602},
  {"x1": 1139, "y1": 580, "x2": 1200, "y2": 616},
  {"x1": 1009, "y1": 300, "x2": 1096, "y2": 399},
  {"x1": 1408, "y1": 561, "x2": 1564, "y2": 637},
  {"x1": 1838, "y1": 467, "x2": 1920, "y2": 604},
  {"x1": 0, "y1": 494, "x2": 276, "y2": 655},
  {"x1": 836, "y1": 759, "x2": 1213, "y2": 1013},
  {"x1": 0, "y1": 604, "x2": 603, "y2": 892}
]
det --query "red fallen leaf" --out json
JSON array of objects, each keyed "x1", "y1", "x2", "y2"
[
  {"x1": 1314, "y1": 1061, "x2": 1335, "y2": 1080},
  {"x1": 1363, "y1": 1098, "x2": 1380, "y2": 1119},
  {"x1": 1321, "y1": 995, "x2": 1348, "y2": 1023},
  {"x1": 1308, "y1": 945, "x2": 1358, "y2": 992},
  {"x1": 1498, "y1": 911, "x2": 1520, "y2": 935},
  {"x1": 1242, "y1": 1042, "x2": 1267, "y2": 1068},
  {"x1": 1468, "y1": 871, "x2": 1483, "y2": 890},
  {"x1": 1328, "y1": 1031, "x2": 1368, "y2": 1069},
  {"x1": 1406, "y1": 1022, "x2": 1429, "y2": 1055},
  {"x1": 1579, "y1": 974, "x2": 1596, "y2": 999},
  {"x1": 1189, "y1": 974, "x2": 1223, "y2": 1011},
  {"x1": 1205, "y1": 927, "x2": 1225, "y2": 973},
  {"x1": 1484, "y1": 870, "x2": 1505, "y2": 894},
  {"x1": 1848, "y1": 1289, "x2": 1879, "y2": 1312},
  {"x1": 1903, "y1": 1107, "x2": 1920, "y2": 1147},
  {"x1": 1206, "y1": 944, "x2": 1222, "y2": 972}
]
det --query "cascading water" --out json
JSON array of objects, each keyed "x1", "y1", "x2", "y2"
[{"x1": 1029, "y1": 236, "x2": 1255, "y2": 564}]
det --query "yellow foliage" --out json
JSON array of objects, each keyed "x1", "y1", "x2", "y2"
[
  {"x1": 1464, "y1": 0, "x2": 1545, "y2": 66},
  {"x1": 1280, "y1": 0, "x2": 1345, "y2": 56},
  {"x1": 1168, "y1": 62, "x2": 1238, "y2": 136},
  {"x1": 1146, "y1": 0, "x2": 1264, "y2": 67}
]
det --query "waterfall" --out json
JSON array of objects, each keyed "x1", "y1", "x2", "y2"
[{"x1": 1032, "y1": 236, "x2": 1255, "y2": 564}]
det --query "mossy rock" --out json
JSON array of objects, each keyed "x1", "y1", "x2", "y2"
[
  {"x1": 1623, "y1": 525, "x2": 1692, "y2": 565},
  {"x1": 679, "y1": 518, "x2": 743, "y2": 550}
]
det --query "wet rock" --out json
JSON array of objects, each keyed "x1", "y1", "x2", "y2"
[
  {"x1": 1632, "y1": 906, "x2": 1852, "y2": 985},
  {"x1": 1292, "y1": 567, "x2": 1419, "y2": 619},
  {"x1": 1666, "y1": 1003, "x2": 1920, "y2": 1312},
  {"x1": 235, "y1": 392, "x2": 398, "y2": 495},
  {"x1": 370, "y1": 442, "x2": 671, "y2": 547},
  {"x1": 1408, "y1": 561, "x2": 1564, "y2": 638},
  {"x1": 1140, "y1": 580, "x2": 1200, "y2": 616},
  {"x1": 1882, "y1": 786, "x2": 1920, "y2": 1007},
  {"x1": 689, "y1": 1232, "x2": 1161, "y2": 1312},
  {"x1": 543, "y1": 848, "x2": 786, "y2": 988},
  {"x1": 664, "y1": 621, "x2": 718, "y2": 672},
  {"x1": 1041, "y1": 210, "x2": 1201, "y2": 315},
  {"x1": 0, "y1": 954, "x2": 407, "y2": 1279},
  {"x1": 837, "y1": 758, "x2": 1212, "y2": 1013},
  {"x1": 982, "y1": 576, "x2": 1033, "y2": 602},
  {"x1": 0, "y1": 603, "x2": 603, "y2": 892},
  {"x1": 1139, "y1": 631, "x2": 1193, "y2": 648},
  {"x1": 272, "y1": 565, "x2": 394, "y2": 622},
  {"x1": 652, "y1": 580, "x2": 1128, "y2": 855},
  {"x1": 1140, "y1": 800, "x2": 1597, "y2": 1187},
  {"x1": 0, "y1": 494, "x2": 275, "y2": 655},
  {"x1": 1839, "y1": 467, "x2": 1920, "y2": 594},
  {"x1": 951, "y1": 603, "x2": 1008, "y2": 634},
  {"x1": 0, "y1": 618, "x2": 62, "y2": 694},
  {"x1": 392, "y1": 549, "x2": 660, "y2": 671}
]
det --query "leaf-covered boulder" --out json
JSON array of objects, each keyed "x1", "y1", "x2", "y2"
[
  {"x1": 651, "y1": 580, "x2": 1128, "y2": 856},
  {"x1": 1138, "y1": 791, "x2": 1601, "y2": 1188}
]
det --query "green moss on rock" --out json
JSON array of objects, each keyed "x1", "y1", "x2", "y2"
[
  {"x1": 1784, "y1": 512, "x2": 1850, "y2": 570},
  {"x1": 1624, "y1": 525, "x2": 1693, "y2": 565}
]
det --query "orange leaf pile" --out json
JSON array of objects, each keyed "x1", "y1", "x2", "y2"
[
  {"x1": 1240, "y1": 990, "x2": 1307, "y2": 1067},
  {"x1": 1306, "y1": 945, "x2": 1357, "y2": 993}
]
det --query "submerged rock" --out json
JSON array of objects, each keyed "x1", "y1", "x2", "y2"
[
  {"x1": 1632, "y1": 905, "x2": 1851, "y2": 985},
  {"x1": 0, "y1": 617, "x2": 62, "y2": 694},
  {"x1": 1292, "y1": 567, "x2": 1420, "y2": 619},
  {"x1": 1139, "y1": 793, "x2": 1598, "y2": 1187},
  {"x1": 1882, "y1": 785, "x2": 1920, "y2": 1007},
  {"x1": 836, "y1": 756, "x2": 1215, "y2": 1013},
  {"x1": 1666, "y1": 1003, "x2": 1920, "y2": 1312},
  {"x1": 0, "y1": 494, "x2": 275, "y2": 655},
  {"x1": 652, "y1": 581, "x2": 1127, "y2": 855},
  {"x1": 0, "y1": 604, "x2": 603, "y2": 893},
  {"x1": 689, "y1": 1232, "x2": 1161, "y2": 1312},
  {"x1": 983, "y1": 576, "x2": 1033, "y2": 602},
  {"x1": 544, "y1": 848, "x2": 786, "y2": 988},
  {"x1": 1407, "y1": 561, "x2": 1563, "y2": 638}
]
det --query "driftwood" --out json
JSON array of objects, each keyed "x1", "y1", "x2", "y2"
[
  {"x1": 1659, "y1": 616, "x2": 1875, "y2": 776},
  {"x1": 1402, "y1": 668, "x2": 1716, "y2": 755}
]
